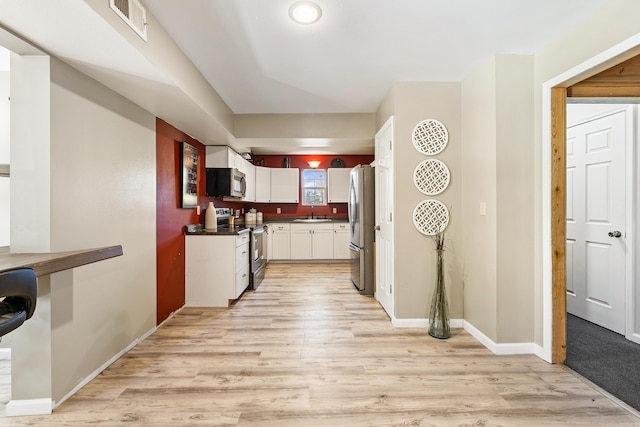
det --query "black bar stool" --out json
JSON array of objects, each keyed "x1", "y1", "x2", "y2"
[{"x1": 0, "y1": 268, "x2": 37, "y2": 340}]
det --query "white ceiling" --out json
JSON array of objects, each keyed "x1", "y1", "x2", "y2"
[
  {"x1": 0, "y1": 0, "x2": 616, "y2": 154},
  {"x1": 144, "y1": 0, "x2": 614, "y2": 114}
]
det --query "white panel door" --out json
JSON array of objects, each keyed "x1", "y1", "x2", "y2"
[
  {"x1": 375, "y1": 117, "x2": 394, "y2": 319},
  {"x1": 566, "y1": 109, "x2": 627, "y2": 334}
]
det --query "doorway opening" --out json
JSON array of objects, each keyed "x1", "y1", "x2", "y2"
[
  {"x1": 564, "y1": 101, "x2": 640, "y2": 411},
  {"x1": 547, "y1": 41, "x2": 640, "y2": 365},
  {"x1": 544, "y1": 34, "x2": 640, "y2": 411}
]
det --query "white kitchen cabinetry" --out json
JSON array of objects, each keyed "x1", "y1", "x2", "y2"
[
  {"x1": 333, "y1": 222, "x2": 350, "y2": 259},
  {"x1": 327, "y1": 168, "x2": 351, "y2": 203},
  {"x1": 206, "y1": 146, "x2": 255, "y2": 201},
  {"x1": 265, "y1": 223, "x2": 273, "y2": 261},
  {"x1": 185, "y1": 231, "x2": 250, "y2": 307},
  {"x1": 313, "y1": 226, "x2": 334, "y2": 259},
  {"x1": 290, "y1": 226, "x2": 312, "y2": 259},
  {"x1": 270, "y1": 168, "x2": 299, "y2": 203},
  {"x1": 290, "y1": 223, "x2": 334, "y2": 260},
  {"x1": 271, "y1": 223, "x2": 291, "y2": 260},
  {"x1": 205, "y1": 146, "x2": 235, "y2": 168},
  {"x1": 255, "y1": 166, "x2": 271, "y2": 202},
  {"x1": 243, "y1": 163, "x2": 256, "y2": 202}
]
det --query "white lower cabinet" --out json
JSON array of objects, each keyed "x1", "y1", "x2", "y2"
[
  {"x1": 267, "y1": 221, "x2": 350, "y2": 261},
  {"x1": 291, "y1": 223, "x2": 335, "y2": 260},
  {"x1": 271, "y1": 223, "x2": 291, "y2": 260},
  {"x1": 333, "y1": 222, "x2": 350, "y2": 260},
  {"x1": 290, "y1": 226, "x2": 312, "y2": 259},
  {"x1": 185, "y1": 231, "x2": 250, "y2": 307}
]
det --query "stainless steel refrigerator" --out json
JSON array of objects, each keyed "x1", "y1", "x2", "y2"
[{"x1": 348, "y1": 164, "x2": 375, "y2": 295}]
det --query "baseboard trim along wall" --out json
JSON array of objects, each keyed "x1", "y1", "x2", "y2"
[
  {"x1": 392, "y1": 318, "x2": 464, "y2": 329},
  {"x1": 0, "y1": 348, "x2": 10, "y2": 360},
  {"x1": 392, "y1": 318, "x2": 543, "y2": 357},
  {"x1": 5, "y1": 398, "x2": 52, "y2": 417},
  {"x1": 52, "y1": 326, "x2": 158, "y2": 411},
  {"x1": 5, "y1": 326, "x2": 157, "y2": 417},
  {"x1": 463, "y1": 320, "x2": 543, "y2": 356}
]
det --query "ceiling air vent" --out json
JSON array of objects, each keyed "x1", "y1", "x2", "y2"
[{"x1": 110, "y1": 0, "x2": 148, "y2": 41}]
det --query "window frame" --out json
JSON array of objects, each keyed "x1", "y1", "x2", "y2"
[{"x1": 301, "y1": 168, "x2": 328, "y2": 206}]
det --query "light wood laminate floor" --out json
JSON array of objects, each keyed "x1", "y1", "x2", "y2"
[{"x1": 3, "y1": 263, "x2": 640, "y2": 426}]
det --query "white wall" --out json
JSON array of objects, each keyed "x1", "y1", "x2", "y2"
[
  {"x1": 4, "y1": 51, "x2": 156, "y2": 407},
  {"x1": 0, "y1": 68, "x2": 9, "y2": 246},
  {"x1": 376, "y1": 82, "x2": 463, "y2": 321},
  {"x1": 461, "y1": 57, "x2": 498, "y2": 339},
  {"x1": 48, "y1": 57, "x2": 157, "y2": 403},
  {"x1": 461, "y1": 55, "x2": 535, "y2": 344},
  {"x1": 495, "y1": 55, "x2": 535, "y2": 343}
]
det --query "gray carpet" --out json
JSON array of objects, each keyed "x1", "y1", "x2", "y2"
[{"x1": 566, "y1": 313, "x2": 640, "y2": 411}]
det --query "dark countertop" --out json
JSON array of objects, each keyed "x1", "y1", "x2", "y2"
[
  {"x1": 185, "y1": 224, "x2": 252, "y2": 236},
  {"x1": 185, "y1": 217, "x2": 348, "y2": 235},
  {"x1": 263, "y1": 217, "x2": 349, "y2": 223},
  {"x1": 0, "y1": 245, "x2": 123, "y2": 276}
]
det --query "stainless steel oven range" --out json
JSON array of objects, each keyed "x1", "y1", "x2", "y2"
[{"x1": 249, "y1": 224, "x2": 266, "y2": 289}]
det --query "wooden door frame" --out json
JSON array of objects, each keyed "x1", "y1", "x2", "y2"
[
  {"x1": 548, "y1": 39, "x2": 640, "y2": 363},
  {"x1": 550, "y1": 88, "x2": 567, "y2": 363}
]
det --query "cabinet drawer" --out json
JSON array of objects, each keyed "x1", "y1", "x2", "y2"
[
  {"x1": 291, "y1": 222, "x2": 333, "y2": 231},
  {"x1": 333, "y1": 222, "x2": 348, "y2": 231},
  {"x1": 271, "y1": 223, "x2": 290, "y2": 231},
  {"x1": 235, "y1": 265, "x2": 250, "y2": 298},
  {"x1": 236, "y1": 232, "x2": 250, "y2": 247},
  {"x1": 236, "y1": 242, "x2": 249, "y2": 272}
]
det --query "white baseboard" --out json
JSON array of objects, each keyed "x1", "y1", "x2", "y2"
[
  {"x1": 392, "y1": 318, "x2": 464, "y2": 328},
  {"x1": 0, "y1": 348, "x2": 10, "y2": 361},
  {"x1": 5, "y1": 398, "x2": 52, "y2": 417},
  {"x1": 52, "y1": 326, "x2": 156, "y2": 410},
  {"x1": 626, "y1": 331, "x2": 640, "y2": 346},
  {"x1": 376, "y1": 316, "x2": 543, "y2": 358},
  {"x1": 463, "y1": 320, "x2": 540, "y2": 356}
]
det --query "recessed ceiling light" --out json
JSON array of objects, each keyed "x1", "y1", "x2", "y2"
[{"x1": 289, "y1": 1, "x2": 322, "y2": 25}]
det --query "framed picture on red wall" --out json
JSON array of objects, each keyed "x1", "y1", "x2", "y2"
[{"x1": 181, "y1": 141, "x2": 198, "y2": 208}]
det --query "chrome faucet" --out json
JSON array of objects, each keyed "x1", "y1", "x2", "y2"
[{"x1": 311, "y1": 205, "x2": 314, "y2": 219}]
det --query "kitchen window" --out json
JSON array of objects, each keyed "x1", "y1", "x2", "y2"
[{"x1": 301, "y1": 169, "x2": 327, "y2": 206}]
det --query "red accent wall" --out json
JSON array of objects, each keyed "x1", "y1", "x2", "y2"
[
  {"x1": 251, "y1": 154, "x2": 373, "y2": 219},
  {"x1": 156, "y1": 119, "x2": 200, "y2": 324}
]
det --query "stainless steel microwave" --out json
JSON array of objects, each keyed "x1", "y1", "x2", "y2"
[{"x1": 206, "y1": 168, "x2": 246, "y2": 199}]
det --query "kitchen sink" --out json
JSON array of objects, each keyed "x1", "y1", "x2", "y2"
[{"x1": 293, "y1": 218, "x2": 333, "y2": 223}]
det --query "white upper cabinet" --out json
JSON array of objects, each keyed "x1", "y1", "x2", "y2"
[
  {"x1": 270, "y1": 168, "x2": 299, "y2": 203},
  {"x1": 206, "y1": 146, "x2": 256, "y2": 201},
  {"x1": 243, "y1": 163, "x2": 256, "y2": 202},
  {"x1": 255, "y1": 166, "x2": 271, "y2": 203},
  {"x1": 205, "y1": 146, "x2": 235, "y2": 168},
  {"x1": 327, "y1": 168, "x2": 351, "y2": 203}
]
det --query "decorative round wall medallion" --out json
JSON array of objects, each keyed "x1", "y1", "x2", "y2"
[
  {"x1": 412, "y1": 199, "x2": 449, "y2": 236},
  {"x1": 413, "y1": 159, "x2": 450, "y2": 195},
  {"x1": 412, "y1": 119, "x2": 449, "y2": 155}
]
